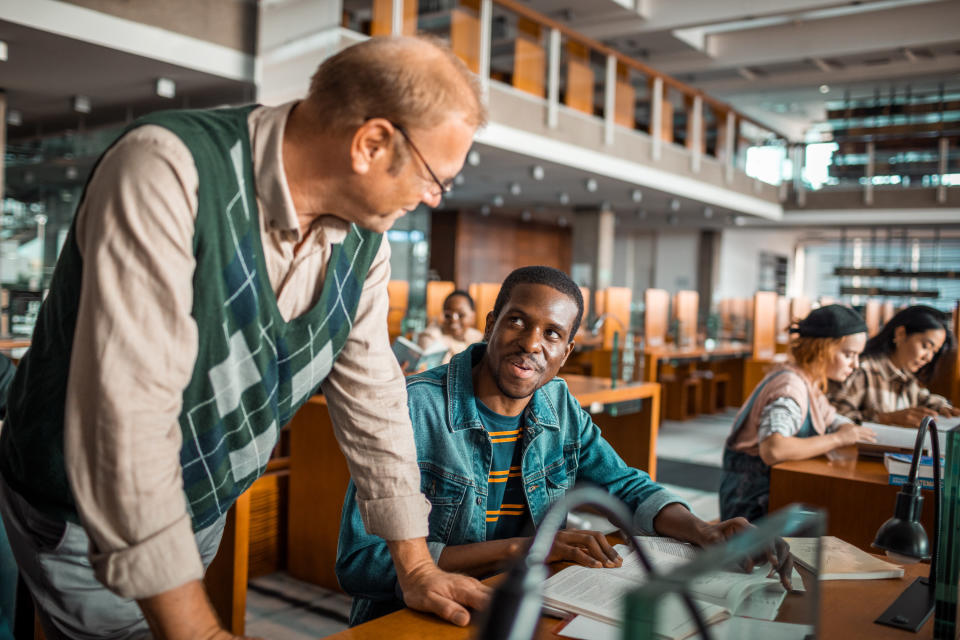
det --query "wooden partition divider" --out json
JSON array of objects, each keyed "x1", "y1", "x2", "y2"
[
  {"x1": 598, "y1": 287, "x2": 631, "y2": 350},
  {"x1": 387, "y1": 280, "x2": 409, "y2": 339},
  {"x1": 864, "y1": 300, "x2": 882, "y2": 337},
  {"x1": 370, "y1": 0, "x2": 417, "y2": 35},
  {"x1": 751, "y1": 291, "x2": 778, "y2": 360},
  {"x1": 469, "y1": 282, "x2": 501, "y2": 333},
  {"x1": 789, "y1": 296, "x2": 811, "y2": 325},
  {"x1": 513, "y1": 17, "x2": 545, "y2": 97},
  {"x1": 644, "y1": 288, "x2": 669, "y2": 348},
  {"x1": 564, "y1": 41, "x2": 594, "y2": 115},
  {"x1": 775, "y1": 296, "x2": 791, "y2": 347},
  {"x1": 882, "y1": 301, "x2": 896, "y2": 324},
  {"x1": 672, "y1": 290, "x2": 698, "y2": 347},
  {"x1": 614, "y1": 64, "x2": 636, "y2": 128},
  {"x1": 579, "y1": 286, "x2": 591, "y2": 321},
  {"x1": 426, "y1": 280, "x2": 456, "y2": 324},
  {"x1": 450, "y1": 0, "x2": 481, "y2": 73}
]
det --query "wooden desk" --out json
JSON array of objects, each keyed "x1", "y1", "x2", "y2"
[
  {"x1": 769, "y1": 452, "x2": 935, "y2": 552},
  {"x1": 326, "y1": 558, "x2": 933, "y2": 639},
  {"x1": 286, "y1": 376, "x2": 661, "y2": 591}
]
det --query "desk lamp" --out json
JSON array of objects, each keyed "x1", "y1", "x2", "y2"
[
  {"x1": 873, "y1": 416, "x2": 941, "y2": 632},
  {"x1": 474, "y1": 485, "x2": 711, "y2": 640}
]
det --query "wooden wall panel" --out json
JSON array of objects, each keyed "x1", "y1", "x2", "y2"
[
  {"x1": 513, "y1": 19, "x2": 545, "y2": 97},
  {"x1": 371, "y1": 0, "x2": 416, "y2": 35},
  {"x1": 564, "y1": 41, "x2": 593, "y2": 115},
  {"x1": 426, "y1": 280, "x2": 456, "y2": 324},
  {"x1": 450, "y1": 5, "x2": 480, "y2": 73},
  {"x1": 614, "y1": 65, "x2": 636, "y2": 128},
  {"x1": 644, "y1": 288, "x2": 669, "y2": 348},
  {"x1": 468, "y1": 282, "x2": 500, "y2": 333},
  {"x1": 453, "y1": 213, "x2": 573, "y2": 289},
  {"x1": 599, "y1": 287, "x2": 631, "y2": 350}
]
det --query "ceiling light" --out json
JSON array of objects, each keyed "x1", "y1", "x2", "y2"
[
  {"x1": 734, "y1": 216, "x2": 746, "y2": 226},
  {"x1": 631, "y1": 189, "x2": 643, "y2": 203},
  {"x1": 65, "y1": 166, "x2": 79, "y2": 180},
  {"x1": 0, "y1": 40, "x2": 7, "y2": 62},
  {"x1": 669, "y1": 198, "x2": 681, "y2": 212},
  {"x1": 454, "y1": 174, "x2": 465, "y2": 186},
  {"x1": 521, "y1": 210, "x2": 532, "y2": 222},
  {"x1": 530, "y1": 165, "x2": 545, "y2": 181},
  {"x1": 6, "y1": 110, "x2": 22, "y2": 126},
  {"x1": 492, "y1": 195, "x2": 504, "y2": 207},
  {"x1": 584, "y1": 178, "x2": 598, "y2": 192},
  {"x1": 156, "y1": 77, "x2": 176, "y2": 99},
  {"x1": 703, "y1": 206, "x2": 714, "y2": 219},
  {"x1": 467, "y1": 150, "x2": 481, "y2": 166},
  {"x1": 558, "y1": 192, "x2": 570, "y2": 205},
  {"x1": 480, "y1": 205, "x2": 491, "y2": 216},
  {"x1": 509, "y1": 182, "x2": 522, "y2": 196},
  {"x1": 819, "y1": 84, "x2": 830, "y2": 94},
  {"x1": 72, "y1": 95, "x2": 91, "y2": 114}
]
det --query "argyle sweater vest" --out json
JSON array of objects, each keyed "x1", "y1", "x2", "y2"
[{"x1": 0, "y1": 106, "x2": 382, "y2": 530}]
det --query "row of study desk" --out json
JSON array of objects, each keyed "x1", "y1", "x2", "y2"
[{"x1": 326, "y1": 541, "x2": 933, "y2": 639}]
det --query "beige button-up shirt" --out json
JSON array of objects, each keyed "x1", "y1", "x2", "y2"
[{"x1": 63, "y1": 102, "x2": 429, "y2": 599}]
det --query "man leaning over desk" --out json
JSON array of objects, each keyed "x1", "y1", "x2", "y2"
[
  {"x1": 0, "y1": 36, "x2": 489, "y2": 639},
  {"x1": 337, "y1": 266, "x2": 793, "y2": 626}
]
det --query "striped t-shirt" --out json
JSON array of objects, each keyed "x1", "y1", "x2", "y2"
[{"x1": 476, "y1": 400, "x2": 529, "y2": 539}]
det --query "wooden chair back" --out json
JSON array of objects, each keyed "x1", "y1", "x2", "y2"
[
  {"x1": 752, "y1": 291, "x2": 778, "y2": 360},
  {"x1": 644, "y1": 288, "x2": 669, "y2": 348},
  {"x1": 672, "y1": 290, "x2": 699, "y2": 347}
]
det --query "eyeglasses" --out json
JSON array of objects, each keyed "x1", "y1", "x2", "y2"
[{"x1": 390, "y1": 121, "x2": 452, "y2": 197}]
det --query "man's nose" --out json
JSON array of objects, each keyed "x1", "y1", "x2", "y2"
[{"x1": 517, "y1": 328, "x2": 542, "y2": 353}]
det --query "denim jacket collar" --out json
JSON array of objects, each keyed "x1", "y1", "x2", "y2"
[{"x1": 446, "y1": 344, "x2": 561, "y2": 433}]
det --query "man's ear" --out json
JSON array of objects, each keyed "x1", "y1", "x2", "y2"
[
  {"x1": 483, "y1": 312, "x2": 495, "y2": 341},
  {"x1": 561, "y1": 340, "x2": 575, "y2": 366},
  {"x1": 350, "y1": 118, "x2": 393, "y2": 175}
]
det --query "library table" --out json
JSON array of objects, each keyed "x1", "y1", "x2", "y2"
[
  {"x1": 286, "y1": 375, "x2": 661, "y2": 591},
  {"x1": 325, "y1": 553, "x2": 933, "y2": 639},
  {"x1": 768, "y1": 449, "x2": 935, "y2": 552}
]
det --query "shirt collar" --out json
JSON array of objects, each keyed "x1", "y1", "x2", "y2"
[
  {"x1": 446, "y1": 344, "x2": 560, "y2": 432},
  {"x1": 249, "y1": 101, "x2": 302, "y2": 238}
]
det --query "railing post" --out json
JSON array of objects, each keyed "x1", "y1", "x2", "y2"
[
  {"x1": 690, "y1": 94, "x2": 702, "y2": 173},
  {"x1": 391, "y1": 0, "x2": 404, "y2": 36},
  {"x1": 938, "y1": 136, "x2": 948, "y2": 204},
  {"x1": 604, "y1": 55, "x2": 616, "y2": 145},
  {"x1": 864, "y1": 141, "x2": 875, "y2": 205},
  {"x1": 547, "y1": 27, "x2": 560, "y2": 129},
  {"x1": 794, "y1": 144, "x2": 806, "y2": 207},
  {"x1": 724, "y1": 111, "x2": 735, "y2": 184},
  {"x1": 650, "y1": 76, "x2": 663, "y2": 161},
  {"x1": 479, "y1": 0, "x2": 492, "y2": 101},
  {"x1": 778, "y1": 144, "x2": 789, "y2": 202}
]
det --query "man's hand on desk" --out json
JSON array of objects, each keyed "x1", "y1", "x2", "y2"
[
  {"x1": 388, "y1": 538, "x2": 491, "y2": 627},
  {"x1": 138, "y1": 580, "x2": 264, "y2": 640},
  {"x1": 692, "y1": 517, "x2": 794, "y2": 591},
  {"x1": 546, "y1": 529, "x2": 623, "y2": 569}
]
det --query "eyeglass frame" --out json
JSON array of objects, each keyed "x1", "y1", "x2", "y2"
[{"x1": 389, "y1": 121, "x2": 453, "y2": 197}]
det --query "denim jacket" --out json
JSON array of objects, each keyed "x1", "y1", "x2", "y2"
[{"x1": 335, "y1": 343, "x2": 686, "y2": 625}]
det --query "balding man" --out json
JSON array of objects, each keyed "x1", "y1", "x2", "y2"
[{"x1": 0, "y1": 36, "x2": 489, "y2": 639}]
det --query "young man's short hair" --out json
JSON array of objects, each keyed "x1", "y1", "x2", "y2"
[{"x1": 491, "y1": 266, "x2": 584, "y2": 339}]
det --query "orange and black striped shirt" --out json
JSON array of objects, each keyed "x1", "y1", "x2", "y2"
[{"x1": 476, "y1": 399, "x2": 529, "y2": 539}]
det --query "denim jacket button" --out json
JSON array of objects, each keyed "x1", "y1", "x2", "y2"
[{"x1": 476, "y1": 497, "x2": 483, "y2": 505}]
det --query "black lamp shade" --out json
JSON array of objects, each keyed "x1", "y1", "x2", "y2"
[{"x1": 872, "y1": 515, "x2": 930, "y2": 560}]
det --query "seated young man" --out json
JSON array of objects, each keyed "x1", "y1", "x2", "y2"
[{"x1": 336, "y1": 266, "x2": 788, "y2": 626}]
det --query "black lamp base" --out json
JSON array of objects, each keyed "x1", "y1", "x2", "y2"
[{"x1": 874, "y1": 577, "x2": 935, "y2": 632}]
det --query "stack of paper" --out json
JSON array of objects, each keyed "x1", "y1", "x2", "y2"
[{"x1": 858, "y1": 421, "x2": 949, "y2": 457}]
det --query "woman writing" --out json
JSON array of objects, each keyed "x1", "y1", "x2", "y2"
[
  {"x1": 829, "y1": 305, "x2": 959, "y2": 427},
  {"x1": 720, "y1": 305, "x2": 877, "y2": 521}
]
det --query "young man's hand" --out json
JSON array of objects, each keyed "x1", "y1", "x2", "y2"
[
  {"x1": 389, "y1": 538, "x2": 491, "y2": 626},
  {"x1": 546, "y1": 529, "x2": 622, "y2": 568},
  {"x1": 692, "y1": 518, "x2": 793, "y2": 590}
]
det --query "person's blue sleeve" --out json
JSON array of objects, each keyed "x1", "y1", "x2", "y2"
[
  {"x1": 572, "y1": 402, "x2": 690, "y2": 534},
  {"x1": 335, "y1": 480, "x2": 400, "y2": 601}
]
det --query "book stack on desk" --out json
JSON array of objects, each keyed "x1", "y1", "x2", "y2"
[
  {"x1": 883, "y1": 452, "x2": 944, "y2": 490},
  {"x1": 783, "y1": 535, "x2": 903, "y2": 580},
  {"x1": 542, "y1": 537, "x2": 802, "y2": 640}
]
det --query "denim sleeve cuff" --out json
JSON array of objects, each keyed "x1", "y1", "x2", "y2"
[
  {"x1": 357, "y1": 493, "x2": 432, "y2": 541},
  {"x1": 633, "y1": 489, "x2": 692, "y2": 535},
  {"x1": 90, "y1": 513, "x2": 203, "y2": 599}
]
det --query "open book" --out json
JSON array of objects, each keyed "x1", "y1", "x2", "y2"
[
  {"x1": 390, "y1": 336, "x2": 448, "y2": 373},
  {"x1": 783, "y1": 536, "x2": 903, "y2": 580},
  {"x1": 857, "y1": 421, "x2": 949, "y2": 458},
  {"x1": 542, "y1": 537, "x2": 799, "y2": 640}
]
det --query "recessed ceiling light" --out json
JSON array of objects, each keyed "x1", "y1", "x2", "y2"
[
  {"x1": 454, "y1": 174, "x2": 465, "y2": 186},
  {"x1": 492, "y1": 195, "x2": 504, "y2": 207},
  {"x1": 0, "y1": 40, "x2": 8, "y2": 62},
  {"x1": 558, "y1": 192, "x2": 570, "y2": 205},
  {"x1": 703, "y1": 206, "x2": 714, "y2": 218},
  {"x1": 530, "y1": 165, "x2": 545, "y2": 181},
  {"x1": 584, "y1": 178, "x2": 598, "y2": 192},
  {"x1": 156, "y1": 77, "x2": 176, "y2": 99},
  {"x1": 65, "y1": 166, "x2": 78, "y2": 180},
  {"x1": 631, "y1": 189, "x2": 643, "y2": 203},
  {"x1": 467, "y1": 150, "x2": 481, "y2": 166},
  {"x1": 6, "y1": 110, "x2": 22, "y2": 126},
  {"x1": 72, "y1": 95, "x2": 91, "y2": 114},
  {"x1": 669, "y1": 198, "x2": 681, "y2": 211},
  {"x1": 819, "y1": 84, "x2": 830, "y2": 94},
  {"x1": 509, "y1": 182, "x2": 522, "y2": 196}
]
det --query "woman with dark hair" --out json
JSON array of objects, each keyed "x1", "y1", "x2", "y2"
[
  {"x1": 417, "y1": 290, "x2": 484, "y2": 365},
  {"x1": 829, "y1": 305, "x2": 960, "y2": 427}
]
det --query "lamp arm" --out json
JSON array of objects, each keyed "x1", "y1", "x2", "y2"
[{"x1": 906, "y1": 417, "x2": 940, "y2": 588}]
